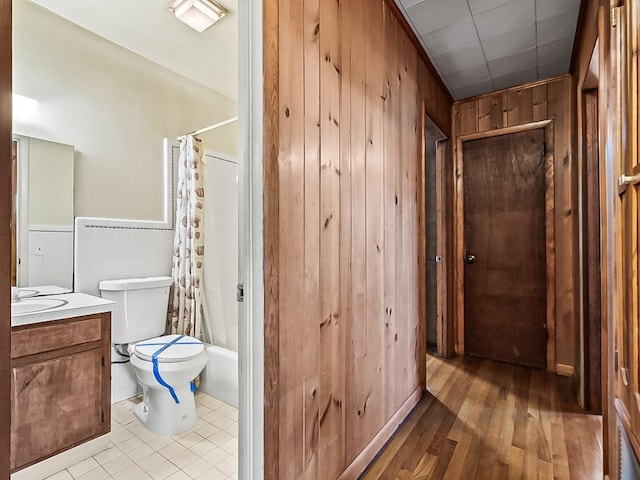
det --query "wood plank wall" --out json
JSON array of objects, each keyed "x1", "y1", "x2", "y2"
[
  {"x1": 0, "y1": 0, "x2": 11, "y2": 477},
  {"x1": 263, "y1": 0, "x2": 452, "y2": 478},
  {"x1": 452, "y1": 75, "x2": 575, "y2": 372}
]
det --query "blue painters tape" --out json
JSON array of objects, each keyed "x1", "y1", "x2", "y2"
[
  {"x1": 190, "y1": 381, "x2": 197, "y2": 393},
  {"x1": 151, "y1": 335, "x2": 186, "y2": 404}
]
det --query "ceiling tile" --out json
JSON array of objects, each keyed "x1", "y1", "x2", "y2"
[
  {"x1": 474, "y1": 0, "x2": 535, "y2": 41},
  {"x1": 452, "y1": 79, "x2": 495, "y2": 100},
  {"x1": 538, "y1": 59, "x2": 569, "y2": 79},
  {"x1": 481, "y1": 25, "x2": 536, "y2": 61},
  {"x1": 536, "y1": 0, "x2": 580, "y2": 22},
  {"x1": 536, "y1": 9, "x2": 579, "y2": 46},
  {"x1": 488, "y1": 48, "x2": 536, "y2": 77},
  {"x1": 468, "y1": 0, "x2": 512, "y2": 16},
  {"x1": 492, "y1": 67, "x2": 538, "y2": 90},
  {"x1": 399, "y1": 0, "x2": 424, "y2": 9},
  {"x1": 446, "y1": 62, "x2": 491, "y2": 90},
  {"x1": 432, "y1": 43, "x2": 487, "y2": 75},
  {"x1": 406, "y1": 0, "x2": 471, "y2": 36},
  {"x1": 538, "y1": 37, "x2": 574, "y2": 65},
  {"x1": 422, "y1": 17, "x2": 479, "y2": 56}
]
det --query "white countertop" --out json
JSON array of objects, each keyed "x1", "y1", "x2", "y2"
[{"x1": 11, "y1": 293, "x2": 115, "y2": 327}]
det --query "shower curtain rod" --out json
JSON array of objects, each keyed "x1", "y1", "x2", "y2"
[{"x1": 179, "y1": 116, "x2": 238, "y2": 138}]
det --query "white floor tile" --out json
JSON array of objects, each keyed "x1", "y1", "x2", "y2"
[
  {"x1": 136, "y1": 452, "x2": 167, "y2": 472},
  {"x1": 194, "y1": 466, "x2": 228, "y2": 480},
  {"x1": 114, "y1": 463, "x2": 145, "y2": 480},
  {"x1": 102, "y1": 454, "x2": 134, "y2": 475},
  {"x1": 158, "y1": 442, "x2": 188, "y2": 462},
  {"x1": 215, "y1": 405, "x2": 236, "y2": 416},
  {"x1": 176, "y1": 432, "x2": 204, "y2": 449},
  {"x1": 170, "y1": 450, "x2": 199, "y2": 469},
  {"x1": 94, "y1": 446, "x2": 124, "y2": 466},
  {"x1": 215, "y1": 456, "x2": 237, "y2": 476},
  {"x1": 118, "y1": 436, "x2": 145, "y2": 454},
  {"x1": 190, "y1": 439, "x2": 217, "y2": 457},
  {"x1": 75, "y1": 466, "x2": 111, "y2": 480},
  {"x1": 211, "y1": 417, "x2": 234, "y2": 430},
  {"x1": 200, "y1": 447, "x2": 230, "y2": 467},
  {"x1": 147, "y1": 436, "x2": 174, "y2": 452},
  {"x1": 181, "y1": 458, "x2": 214, "y2": 479},
  {"x1": 207, "y1": 430, "x2": 233, "y2": 446},
  {"x1": 222, "y1": 423, "x2": 238, "y2": 437},
  {"x1": 219, "y1": 439, "x2": 238, "y2": 455},
  {"x1": 31, "y1": 394, "x2": 237, "y2": 480},
  {"x1": 44, "y1": 471, "x2": 74, "y2": 480},
  {"x1": 147, "y1": 460, "x2": 179, "y2": 480},
  {"x1": 193, "y1": 423, "x2": 219, "y2": 439},
  {"x1": 165, "y1": 471, "x2": 192, "y2": 480},
  {"x1": 127, "y1": 443, "x2": 155, "y2": 462},
  {"x1": 68, "y1": 457, "x2": 100, "y2": 478}
]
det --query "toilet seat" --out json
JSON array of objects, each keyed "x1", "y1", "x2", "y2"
[{"x1": 134, "y1": 334, "x2": 204, "y2": 363}]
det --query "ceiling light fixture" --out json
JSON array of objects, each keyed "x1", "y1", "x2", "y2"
[{"x1": 168, "y1": 0, "x2": 227, "y2": 33}]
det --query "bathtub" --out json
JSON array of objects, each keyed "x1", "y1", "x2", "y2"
[{"x1": 199, "y1": 343, "x2": 238, "y2": 408}]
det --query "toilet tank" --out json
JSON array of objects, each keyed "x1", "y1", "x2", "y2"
[{"x1": 99, "y1": 276, "x2": 172, "y2": 345}]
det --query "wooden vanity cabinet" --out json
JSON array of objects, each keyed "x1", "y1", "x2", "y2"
[{"x1": 10, "y1": 312, "x2": 111, "y2": 472}]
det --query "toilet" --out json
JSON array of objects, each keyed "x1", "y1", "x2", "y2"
[{"x1": 99, "y1": 276, "x2": 208, "y2": 436}]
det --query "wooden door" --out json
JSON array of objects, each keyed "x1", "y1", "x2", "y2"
[{"x1": 463, "y1": 129, "x2": 547, "y2": 368}]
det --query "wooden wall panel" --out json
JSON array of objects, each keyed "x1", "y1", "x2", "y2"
[
  {"x1": 452, "y1": 75, "x2": 575, "y2": 373},
  {"x1": 263, "y1": 0, "x2": 452, "y2": 477},
  {"x1": 0, "y1": 0, "x2": 11, "y2": 477}
]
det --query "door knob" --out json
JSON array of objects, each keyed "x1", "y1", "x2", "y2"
[{"x1": 464, "y1": 251, "x2": 476, "y2": 264}]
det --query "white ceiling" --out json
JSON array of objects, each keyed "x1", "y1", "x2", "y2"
[
  {"x1": 28, "y1": 0, "x2": 238, "y2": 101},
  {"x1": 398, "y1": 0, "x2": 581, "y2": 99}
]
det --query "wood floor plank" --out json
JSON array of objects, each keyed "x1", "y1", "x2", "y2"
[{"x1": 361, "y1": 354, "x2": 603, "y2": 480}]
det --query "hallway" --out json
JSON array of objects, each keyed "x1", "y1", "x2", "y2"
[{"x1": 362, "y1": 354, "x2": 603, "y2": 479}]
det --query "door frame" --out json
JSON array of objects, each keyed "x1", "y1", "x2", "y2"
[{"x1": 454, "y1": 119, "x2": 556, "y2": 371}]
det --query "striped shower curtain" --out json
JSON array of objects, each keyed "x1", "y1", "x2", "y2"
[{"x1": 167, "y1": 135, "x2": 206, "y2": 339}]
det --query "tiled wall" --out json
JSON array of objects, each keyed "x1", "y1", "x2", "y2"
[
  {"x1": 74, "y1": 218, "x2": 174, "y2": 297},
  {"x1": 27, "y1": 225, "x2": 73, "y2": 289}
]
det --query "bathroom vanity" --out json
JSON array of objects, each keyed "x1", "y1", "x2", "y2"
[{"x1": 10, "y1": 293, "x2": 113, "y2": 472}]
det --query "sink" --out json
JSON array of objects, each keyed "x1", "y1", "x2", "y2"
[
  {"x1": 17, "y1": 288, "x2": 39, "y2": 299},
  {"x1": 11, "y1": 298, "x2": 68, "y2": 315}
]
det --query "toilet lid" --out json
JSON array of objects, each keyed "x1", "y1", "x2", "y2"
[{"x1": 134, "y1": 334, "x2": 204, "y2": 363}]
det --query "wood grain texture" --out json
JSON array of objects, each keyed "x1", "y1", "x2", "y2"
[
  {"x1": 263, "y1": 0, "x2": 280, "y2": 477},
  {"x1": 263, "y1": 0, "x2": 452, "y2": 477},
  {"x1": 361, "y1": 354, "x2": 603, "y2": 479},
  {"x1": 0, "y1": 0, "x2": 12, "y2": 477},
  {"x1": 452, "y1": 77, "x2": 574, "y2": 374},
  {"x1": 463, "y1": 130, "x2": 547, "y2": 368},
  {"x1": 10, "y1": 313, "x2": 111, "y2": 472}
]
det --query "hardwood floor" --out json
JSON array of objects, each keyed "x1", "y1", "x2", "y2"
[{"x1": 361, "y1": 354, "x2": 603, "y2": 479}]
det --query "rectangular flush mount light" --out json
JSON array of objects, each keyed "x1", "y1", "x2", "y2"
[{"x1": 168, "y1": 0, "x2": 227, "y2": 33}]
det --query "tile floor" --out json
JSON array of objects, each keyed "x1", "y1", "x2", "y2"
[{"x1": 45, "y1": 393, "x2": 238, "y2": 480}]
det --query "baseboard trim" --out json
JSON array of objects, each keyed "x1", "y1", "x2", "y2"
[
  {"x1": 338, "y1": 386, "x2": 424, "y2": 480},
  {"x1": 556, "y1": 363, "x2": 575, "y2": 376}
]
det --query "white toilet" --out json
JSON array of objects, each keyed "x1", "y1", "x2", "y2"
[{"x1": 99, "y1": 276, "x2": 208, "y2": 436}]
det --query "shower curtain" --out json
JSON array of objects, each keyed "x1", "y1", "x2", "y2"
[{"x1": 167, "y1": 135, "x2": 206, "y2": 340}]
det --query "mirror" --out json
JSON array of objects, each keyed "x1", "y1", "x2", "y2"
[{"x1": 11, "y1": 135, "x2": 74, "y2": 289}]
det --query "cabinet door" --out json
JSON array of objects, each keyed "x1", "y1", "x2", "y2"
[{"x1": 11, "y1": 349, "x2": 103, "y2": 470}]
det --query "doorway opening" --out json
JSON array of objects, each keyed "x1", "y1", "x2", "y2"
[{"x1": 425, "y1": 116, "x2": 450, "y2": 358}]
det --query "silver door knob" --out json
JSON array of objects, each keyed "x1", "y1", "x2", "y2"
[{"x1": 464, "y1": 252, "x2": 476, "y2": 264}]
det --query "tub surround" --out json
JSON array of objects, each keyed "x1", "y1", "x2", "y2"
[{"x1": 11, "y1": 292, "x2": 114, "y2": 327}]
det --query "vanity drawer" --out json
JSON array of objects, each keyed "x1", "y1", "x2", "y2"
[{"x1": 11, "y1": 315, "x2": 102, "y2": 359}]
